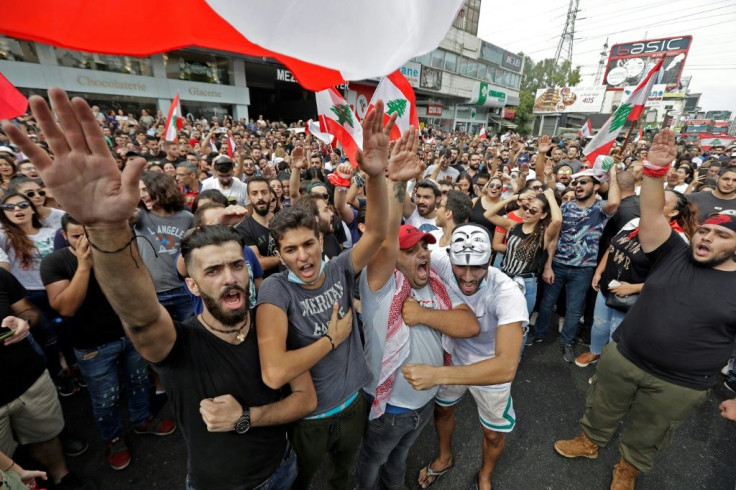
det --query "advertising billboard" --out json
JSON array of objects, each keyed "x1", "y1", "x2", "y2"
[
  {"x1": 420, "y1": 66, "x2": 443, "y2": 90},
  {"x1": 604, "y1": 35, "x2": 692, "y2": 91},
  {"x1": 468, "y1": 81, "x2": 507, "y2": 108},
  {"x1": 532, "y1": 86, "x2": 605, "y2": 114}
]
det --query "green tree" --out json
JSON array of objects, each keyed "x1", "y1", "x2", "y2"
[
  {"x1": 513, "y1": 54, "x2": 582, "y2": 134},
  {"x1": 386, "y1": 98, "x2": 407, "y2": 118},
  {"x1": 331, "y1": 103, "x2": 355, "y2": 128}
]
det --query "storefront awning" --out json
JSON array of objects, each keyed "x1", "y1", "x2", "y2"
[{"x1": 489, "y1": 116, "x2": 517, "y2": 129}]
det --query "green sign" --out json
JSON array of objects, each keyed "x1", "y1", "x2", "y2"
[{"x1": 470, "y1": 82, "x2": 506, "y2": 108}]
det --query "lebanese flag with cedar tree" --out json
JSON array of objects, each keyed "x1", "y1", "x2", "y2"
[
  {"x1": 226, "y1": 134, "x2": 236, "y2": 158},
  {"x1": 315, "y1": 88, "x2": 363, "y2": 167},
  {"x1": 164, "y1": 92, "x2": 182, "y2": 142},
  {"x1": 478, "y1": 126, "x2": 487, "y2": 139},
  {"x1": 583, "y1": 57, "x2": 664, "y2": 165},
  {"x1": 367, "y1": 71, "x2": 419, "y2": 141},
  {"x1": 0, "y1": 0, "x2": 463, "y2": 91}
]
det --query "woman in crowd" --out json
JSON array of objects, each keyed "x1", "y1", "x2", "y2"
[
  {"x1": 0, "y1": 192, "x2": 77, "y2": 393},
  {"x1": 574, "y1": 190, "x2": 698, "y2": 367},
  {"x1": 456, "y1": 172, "x2": 475, "y2": 199},
  {"x1": 469, "y1": 174, "x2": 504, "y2": 236},
  {"x1": 482, "y1": 187, "x2": 562, "y2": 315},
  {"x1": 136, "y1": 172, "x2": 194, "y2": 322},
  {"x1": 269, "y1": 178, "x2": 285, "y2": 208},
  {"x1": 163, "y1": 162, "x2": 177, "y2": 178},
  {"x1": 9, "y1": 176, "x2": 65, "y2": 231},
  {"x1": 0, "y1": 155, "x2": 16, "y2": 196}
]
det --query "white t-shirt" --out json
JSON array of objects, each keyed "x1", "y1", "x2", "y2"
[
  {"x1": 359, "y1": 271, "x2": 464, "y2": 409},
  {"x1": 201, "y1": 177, "x2": 249, "y2": 206},
  {"x1": 40, "y1": 208, "x2": 65, "y2": 232},
  {"x1": 405, "y1": 208, "x2": 439, "y2": 233},
  {"x1": 430, "y1": 250, "x2": 529, "y2": 392},
  {"x1": 424, "y1": 164, "x2": 459, "y2": 182},
  {"x1": 0, "y1": 227, "x2": 57, "y2": 290}
]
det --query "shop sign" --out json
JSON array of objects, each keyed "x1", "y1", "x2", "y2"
[
  {"x1": 427, "y1": 105, "x2": 443, "y2": 116},
  {"x1": 399, "y1": 62, "x2": 421, "y2": 88}
]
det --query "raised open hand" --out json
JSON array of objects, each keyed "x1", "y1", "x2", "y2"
[
  {"x1": 537, "y1": 135, "x2": 552, "y2": 154},
  {"x1": 355, "y1": 100, "x2": 396, "y2": 178},
  {"x1": 647, "y1": 128, "x2": 677, "y2": 167},
  {"x1": 2, "y1": 88, "x2": 146, "y2": 225},
  {"x1": 290, "y1": 145, "x2": 307, "y2": 170},
  {"x1": 387, "y1": 127, "x2": 423, "y2": 182}
]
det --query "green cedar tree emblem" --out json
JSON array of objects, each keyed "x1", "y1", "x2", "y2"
[
  {"x1": 609, "y1": 103, "x2": 632, "y2": 132},
  {"x1": 386, "y1": 98, "x2": 407, "y2": 118},
  {"x1": 330, "y1": 103, "x2": 354, "y2": 128}
]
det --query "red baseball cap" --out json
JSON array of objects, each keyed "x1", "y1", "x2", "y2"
[{"x1": 398, "y1": 224, "x2": 436, "y2": 250}]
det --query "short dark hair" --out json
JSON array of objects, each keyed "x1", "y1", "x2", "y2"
[
  {"x1": 444, "y1": 190, "x2": 472, "y2": 224},
  {"x1": 7, "y1": 175, "x2": 37, "y2": 194},
  {"x1": 247, "y1": 176, "x2": 270, "y2": 194},
  {"x1": 193, "y1": 202, "x2": 226, "y2": 228},
  {"x1": 181, "y1": 225, "x2": 244, "y2": 270},
  {"x1": 269, "y1": 206, "x2": 320, "y2": 250},
  {"x1": 416, "y1": 179, "x2": 441, "y2": 197},
  {"x1": 61, "y1": 213, "x2": 81, "y2": 231},
  {"x1": 192, "y1": 189, "x2": 229, "y2": 213}
]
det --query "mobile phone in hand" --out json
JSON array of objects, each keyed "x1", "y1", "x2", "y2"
[{"x1": 0, "y1": 326, "x2": 14, "y2": 341}]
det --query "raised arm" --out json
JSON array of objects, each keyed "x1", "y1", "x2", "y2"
[
  {"x1": 536, "y1": 135, "x2": 552, "y2": 179},
  {"x1": 333, "y1": 164, "x2": 356, "y2": 225},
  {"x1": 289, "y1": 146, "x2": 306, "y2": 203},
  {"x1": 484, "y1": 194, "x2": 527, "y2": 229},
  {"x1": 543, "y1": 187, "x2": 562, "y2": 245},
  {"x1": 602, "y1": 164, "x2": 621, "y2": 216},
  {"x1": 349, "y1": 101, "x2": 395, "y2": 272},
  {"x1": 3, "y1": 88, "x2": 175, "y2": 363},
  {"x1": 638, "y1": 129, "x2": 677, "y2": 253},
  {"x1": 366, "y1": 129, "x2": 424, "y2": 292},
  {"x1": 44, "y1": 236, "x2": 92, "y2": 317}
]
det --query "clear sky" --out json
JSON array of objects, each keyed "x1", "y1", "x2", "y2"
[{"x1": 478, "y1": 0, "x2": 736, "y2": 114}]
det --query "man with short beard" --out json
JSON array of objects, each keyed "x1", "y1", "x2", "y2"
[
  {"x1": 240, "y1": 155, "x2": 257, "y2": 182},
  {"x1": 403, "y1": 179, "x2": 442, "y2": 232},
  {"x1": 687, "y1": 168, "x2": 736, "y2": 222},
  {"x1": 235, "y1": 177, "x2": 280, "y2": 277},
  {"x1": 554, "y1": 129, "x2": 736, "y2": 489},
  {"x1": 467, "y1": 153, "x2": 482, "y2": 182},
  {"x1": 201, "y1": 156, "x2": 248, "y2": 206},
  {"x1": 5, "y1": 88, "x2": 316, "y2": 490}
]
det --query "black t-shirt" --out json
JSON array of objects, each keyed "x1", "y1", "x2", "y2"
[
  {"x1": 0, "y1": 269, "x2": 45, "y2": 406},
  {"x1": 614, "y1": 231, "x2": 736, "y2": 390},
  {"x1": 598, "y1": 195, "x2": 640, "y2": 261},
  {"x1": 687, "y1": 191, "x2": 736, "y2": 223},
  {"x1": 600, "y1": 226, "x2": 651, "y2": 297},
  {"x1": 40, "y1": 248, "x2": 125, "y2": 350},
  {"x1": 154, "y1": 317, "x2": 287, "y2": 490},
  {"x1": 236, "y1": 217, "x2": 278, "y2": 278}
]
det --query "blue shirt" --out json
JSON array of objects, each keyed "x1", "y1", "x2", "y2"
[{"x1": 554, "y1": 200, "x2": 611, "y2": 267}]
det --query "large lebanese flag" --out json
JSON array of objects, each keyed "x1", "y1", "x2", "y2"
[
  {"x1": 0, "y1": 0, "x2": 463, "y2": 91},
  {"x1": 583, "y1": 57, "x2": 665, "y2": 165},
  {"x1": 164, "y1": 93, "x2": 182, "y2": 142},
  {"x1": 367, "y1": 71, "x2": 419, "y2": 141},
  {"x1": 578, "y1": 119, "x2": 593, "y2": 139},
  {"x1": 316, "y1": 89, "x2": 363, "y2": 166}
]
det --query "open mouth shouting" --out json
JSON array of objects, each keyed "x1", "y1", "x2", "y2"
[{"x1": 221, "y1": 286, "x2": 246, "y2": 310}]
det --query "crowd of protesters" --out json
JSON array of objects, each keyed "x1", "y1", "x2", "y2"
[{"x1": 0, "y1": 87, "x2": 734, "y2": 490}]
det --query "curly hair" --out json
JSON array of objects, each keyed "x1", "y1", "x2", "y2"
[
  {"x1": 0, "y1": 193, "x2": 44, "y2": 269},
  {"x1": 140, "y1": 171, "x2": 185, "y2": 213}
]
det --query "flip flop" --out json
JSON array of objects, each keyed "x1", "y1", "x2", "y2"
[{"x1": 418, "y1": 459, "x2": 454, "y2": 489}]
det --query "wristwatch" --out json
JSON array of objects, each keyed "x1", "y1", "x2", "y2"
[
  {"x1": 353, "y1": 174, "x2": 366, "y2": 188},
  {"x1": 234, "y1": 407, "x2": 251, "y2": 434}
]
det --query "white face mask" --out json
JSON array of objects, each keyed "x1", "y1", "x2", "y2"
[{"x1": 449, "y1": 225, "x2": 492, "y2": 266}]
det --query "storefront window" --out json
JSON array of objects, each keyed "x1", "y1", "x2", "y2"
[
  {"x1": 486, "y1": 66, "x2": 496, "y2": 83},
  {"x1": 165, "y1": 51, "x2": 232, "y2": 84},
  {"x1": 56, "y1": 49, "x2": 153, "y2": 76},
  {"x1": 0, "y1": 36, "x2": 39, "y2": 63},
  {"x1": 466, "y1": 61, "x2": 478, "y2": 79}
]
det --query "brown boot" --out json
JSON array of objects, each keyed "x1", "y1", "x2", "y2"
[
  {"x1": 554, "y1": 432, "x2": 599, "y2": 459},
  {"x1": 610, "y1": 456, "x2": 639, "y2": 489}
]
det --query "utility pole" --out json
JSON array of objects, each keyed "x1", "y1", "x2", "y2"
[
  {"x1": 554, "y1": 0, "x2": 581, "y2": 69},
  {"x1": 594, "y1": 37, "x2": 609, "y2": 85}
]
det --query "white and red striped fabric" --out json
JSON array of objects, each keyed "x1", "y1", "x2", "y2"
[
  {"x1": 226, "y1": 135, "x2": 236, "y2": 158},
  {"x1": 306, "y1": 119, "x2": 334, "y2": 146},
  {"x1": 583, "y1": 57, "x2": 664, "y2": 165},
  {"x1": 163, "y1": 92, "x2": 181, "y2": 142},
  {"x1": 367, "y1": 71, "x2": 419, "y2": 141},
  {"x1": 315, "y1": 88, "x2": 363, "y2": 166},
  {"x1": 578, "y1": 119, "x2": 593, "y2": 139},
  {"x1": 479, "y1": 126, "x2": 487, "y2": 139},
  {"x1": 0, "y1": 0, "x2": 463, "y2": 91}
]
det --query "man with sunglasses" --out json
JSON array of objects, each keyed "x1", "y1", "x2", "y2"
[{"x1": 529, "y1": 166, "x2": 620, "y2": 363}]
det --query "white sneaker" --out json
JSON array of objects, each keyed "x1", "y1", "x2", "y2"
[{"x1": 722, "y1": 357, "x2": 735, "y2": 376}]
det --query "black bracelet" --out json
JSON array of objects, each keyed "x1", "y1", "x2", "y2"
[
  {"x1": 324, "y1": 333, "x2": 335, "y2": 351},
  {"x1": 84, "y1": 228, "x2": 136, "y2": 254}
]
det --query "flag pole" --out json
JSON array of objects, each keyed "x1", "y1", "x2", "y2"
[{"x1": 620, "y1": 118, "x2": 640, "y2": 159}]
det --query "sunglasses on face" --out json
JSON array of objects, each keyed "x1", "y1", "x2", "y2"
[
  {"x1": 487, "y1": 183, "x2": 503, "y2": 190},
  {"x1": 24, "y1": 190, "x2": 46, "y2": 198},
  {"x1": 558, "y1": 170, "x2": 572, "y2": 175},
  {"x1": 1, "y1": 201, "x2": 32, "y2": 211},
  {"x1": 571, "y1": 179, "x2": 591, "y2": 186},
  {"x1": 522, "y1": 204, "x2": 541, "y2": 215},
  {"x1": 530, "y1": 185, "x2": 544, "y2": 191},
  {"x1": 312, "y1": 193, "x2": 329, "y2": 200}
]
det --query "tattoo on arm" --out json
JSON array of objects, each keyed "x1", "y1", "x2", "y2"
[{"x1": 393, "y1": 183, "x2": 406, "y2": 202}]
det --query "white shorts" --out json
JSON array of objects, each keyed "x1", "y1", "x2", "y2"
[{"x1": 435, "y1": 384, "x2": 515, "y2": 433}]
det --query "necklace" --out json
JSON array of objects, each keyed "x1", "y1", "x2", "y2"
[{"x1": 199, "y1": 314, "x2": 249, "y2": 344}]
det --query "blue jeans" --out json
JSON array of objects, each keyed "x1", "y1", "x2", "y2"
[
  {"x1": 522, "y1": 276, "x2": 537, "y2": 315},
  {"x1": 533, "y1": 262, "x2": 595, "y2": 346},
  {"x1": 590, "y1": 291, "x2": 627, "y2": 355},
  {"x1": 185, "y1": 447, "x2": 297, "y2": 490},
  {"x1": 157, "y1": 286, "x2": 194, "y2": 323},
  {"x1": 74, "y1": 336, "x2": 152, "y2": 441},
  {"x1": 355, "y1": 399, "x2": 434, "y2": 489}
]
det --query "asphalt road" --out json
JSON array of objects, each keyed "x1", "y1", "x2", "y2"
[{"x1": 54, "y1": 337, "x2": 736, "y2": 489}]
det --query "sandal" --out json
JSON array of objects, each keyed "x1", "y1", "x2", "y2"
[{"x1": 418, "y1": 457, "x2": 454, "y2": 489}]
